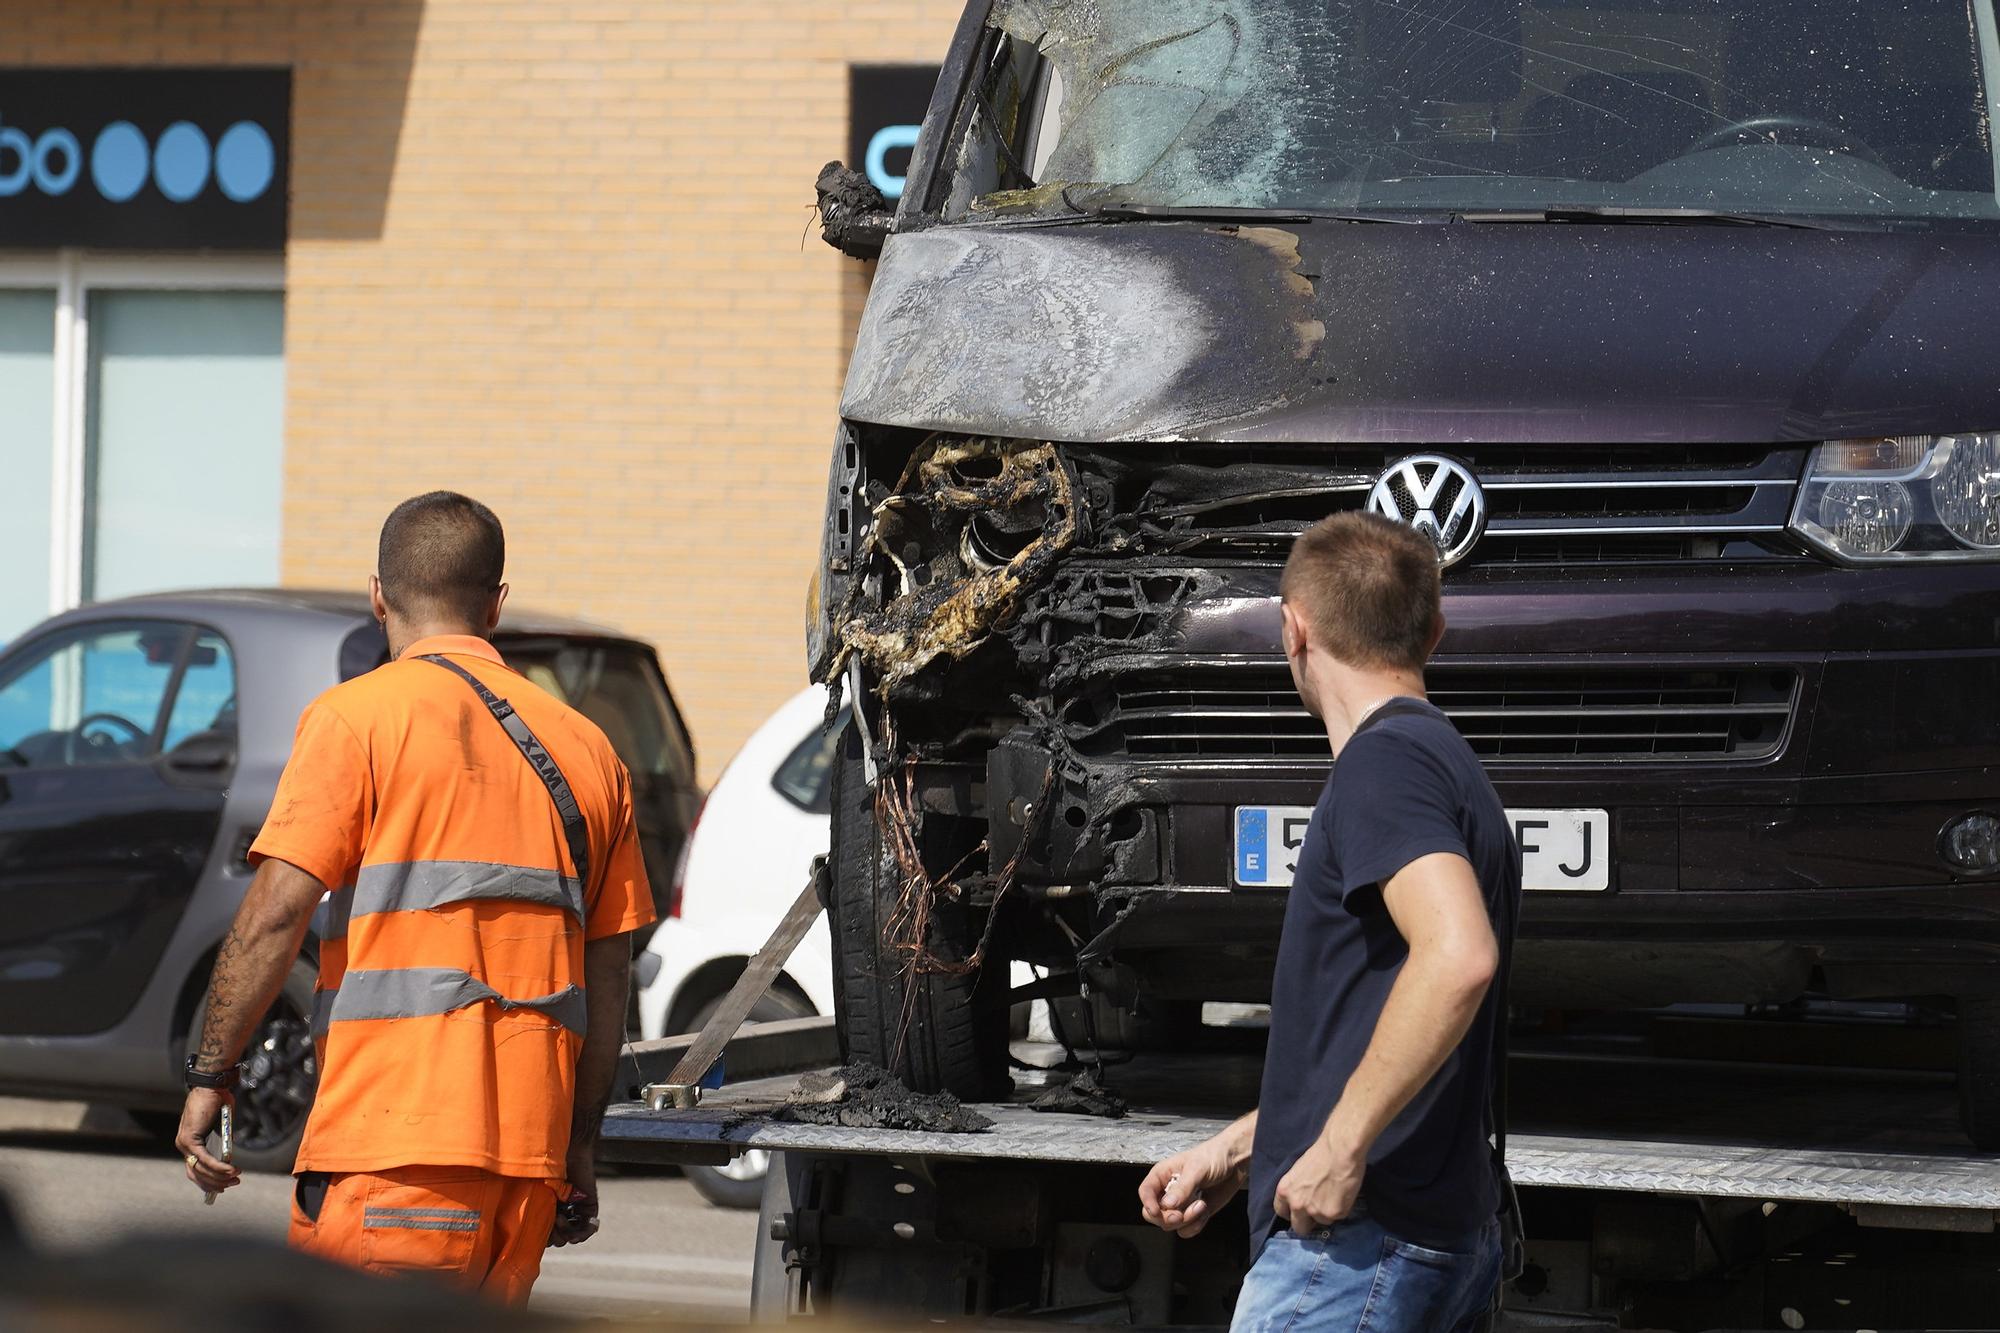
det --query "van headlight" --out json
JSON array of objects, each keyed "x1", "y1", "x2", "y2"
[{"x1": 1791, "y1": 434, "x2": 2000, "y2": 562}]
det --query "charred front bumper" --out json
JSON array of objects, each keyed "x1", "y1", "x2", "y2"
[{"x1": 814, "y1": 431, "x2": 2000, "y2": 1007}]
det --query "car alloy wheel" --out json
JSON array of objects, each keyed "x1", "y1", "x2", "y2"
[{"x1": 235, "y1": 1001, "x2": 316, "y2": 1153}]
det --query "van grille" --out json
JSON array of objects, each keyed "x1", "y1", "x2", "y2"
[
  {"x1": 1071, "y1": 444, "x2": 1808, "y2": 566},
  {"x1": 1080, "y1": 665, "x2": 1798, "y2": 764}
]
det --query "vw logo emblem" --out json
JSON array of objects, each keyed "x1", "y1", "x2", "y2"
[{"x1": 1366, "y1": 455, "x2": 1487, "y2": 567}]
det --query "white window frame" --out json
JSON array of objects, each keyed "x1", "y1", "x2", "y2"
[{"x1": 0, "y1": 250, "x2": 285, "y2": 623}]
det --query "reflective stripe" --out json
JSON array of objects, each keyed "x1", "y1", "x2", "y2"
[
  {"x1": 311, "y1": 988, "x2": 336, "y2": 1039},
  {"x1": 329, "y1": 967, "x2": 588, "y2": 1036},
  {"x1": 312, "y1": 886, "x2": 355, "y2": 942},
  {"x1": 320, "y1": 890, "x2": 352, "y2": 942},
  {"x1": 353, "y1": 860, "x2": 583, "y2": 925},
  {"x1": 365, "y1": 1219, "x2": 479, "y2": 1232},
  {"x1": 363, "y1": 1208, "x2": 480, "y2": 1233},
  {"x1": 365, "y1": 1205, "x2": 479, "y2": 1221}
]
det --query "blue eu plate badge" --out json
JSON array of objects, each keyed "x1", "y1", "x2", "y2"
[{"x1": 1236, "y1": 808, "x2": 1270, "y2": 884}]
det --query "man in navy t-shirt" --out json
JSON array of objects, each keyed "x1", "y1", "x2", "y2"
[{"x1": 1139, "y1": 512, "x2": 1521, "y2": 1332}]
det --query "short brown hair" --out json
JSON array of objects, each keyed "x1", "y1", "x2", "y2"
[
  {"x1": 378, "y1": 491, "x2": 506, "y2": 625},
  {"x1": 1280, "y1": 512, "x2": 1442, "y2": 672}
]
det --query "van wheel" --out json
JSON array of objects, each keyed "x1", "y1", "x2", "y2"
[
  {"x1": 184, "y1": 957, "x2": 319, "y2": 1174},
  {"x1": 1959, "y1": 996, "x2": 2000, "y2": 1150},
  {"x1": 829, "y1": 731, "x2": 1010, "y2": 1101},
  {"x1": 683, "y1": 990, "x2": 814, "y2": 1209}
]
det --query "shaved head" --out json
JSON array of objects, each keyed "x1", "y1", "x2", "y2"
[{"x1": 377, "y1": 491, "x2": 506, "y2": 626}]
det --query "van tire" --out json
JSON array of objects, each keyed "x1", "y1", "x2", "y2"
[
  {"x1": 1959, "y1": 996, "x2": 2000, "y2": 1150},
  {"x1": 829, "y1": 729, "x2": 1009, "y2": 1101}
]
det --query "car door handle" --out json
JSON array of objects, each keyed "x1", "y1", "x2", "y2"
[{"x1": 163, "y1": 733, "x2": 236, "y2": 775}]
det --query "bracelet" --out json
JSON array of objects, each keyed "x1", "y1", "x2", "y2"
[{"x1": 184, "y1": 1055, "x2": 243, "y2": 1091}]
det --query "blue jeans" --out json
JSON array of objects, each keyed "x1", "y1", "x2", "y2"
[{"x1": 1231, "y1": 1214, "x2": 1501, "y2": 1333}]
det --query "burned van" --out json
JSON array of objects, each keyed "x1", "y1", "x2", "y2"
[{"x1": 808, "y1": 0, "x2": 2000, "y2": 1144}]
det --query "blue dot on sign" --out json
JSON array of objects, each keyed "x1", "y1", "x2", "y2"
[
  {"x1": 214, "y1": 122, "x2": 274, "y2": 202},
  {"x1": 92, "y1": 122, "x2": 149, "y2": 202},
  {"x1": 153, "y1": 122, "x2": 211, "y2": 202}
]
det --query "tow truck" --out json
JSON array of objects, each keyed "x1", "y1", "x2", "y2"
[
  {"x1": 605, "y1": 1, "x2": 2000, "y2": 1323},
  {"x1": 603, "y1": 908, "x2": 2000, "y2": 1331}
]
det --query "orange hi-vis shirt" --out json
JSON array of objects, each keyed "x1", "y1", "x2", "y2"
[{"x1": 249, "y1": 634, "x2": 655, "y2": 1180}]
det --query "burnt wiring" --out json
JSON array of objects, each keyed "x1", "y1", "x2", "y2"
[
  {"x1": 811, "y1": 433, "x2": 1089, "y2": 1063},
  {"x1": 876, "y1": 707, "x2": 1056, "y2": 1070}
]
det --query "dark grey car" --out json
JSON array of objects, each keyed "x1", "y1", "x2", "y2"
[{"x1": 0, "y1": 589, "x2": 698, "y2": 1170}]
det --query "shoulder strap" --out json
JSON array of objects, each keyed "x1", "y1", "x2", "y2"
[
  {"x1": 1355, "y1": 695, "x2": 1513, "y2": 1164},
  {"x1": 418, "y1": 654, "x2": 591, "y2": 889}
]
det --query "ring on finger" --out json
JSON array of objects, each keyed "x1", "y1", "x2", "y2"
[{"x1": 185, "y1": 1153, "x2": 199, "y2": 1168}]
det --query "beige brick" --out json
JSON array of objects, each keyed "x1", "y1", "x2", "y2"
[{"x1": 7, "y1": 0, "x2": 961, "y2": 778}]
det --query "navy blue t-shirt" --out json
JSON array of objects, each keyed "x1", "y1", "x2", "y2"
[{"x1": 1246, "y1": 698, "x2": 1520, "y2": 1256}]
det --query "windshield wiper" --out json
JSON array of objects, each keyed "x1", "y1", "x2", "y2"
[
  {"x1": 1089, "y1": 203, "x2": 1434, "y2": 225},
  {"x1": 1453, "y1": 205, "x2": 1838, "y2": 231}
]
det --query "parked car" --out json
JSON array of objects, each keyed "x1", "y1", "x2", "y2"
[
  {"x1": 0, "y1": 589, "x2": 698, "y2": 1170},
  {"x1": 808, "y1": 0, "x2": 2000, "y2": 1144},
  {"x1": 637, "y1": 683, "x2": 843, "y2": 1207}
]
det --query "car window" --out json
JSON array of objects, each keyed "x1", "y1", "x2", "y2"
[
  {"x1": 773, "y1": 708, "x2": 850, "y2": 814},
  {"x1": 163, "y1": 632, "x2": 236, "y2": 751},
  {"x1": 0, "y1": 623, "x2": 187, "y2": 767},
  {"x1": 505, "y1": 639, "x2": 692, "y2": 789}
]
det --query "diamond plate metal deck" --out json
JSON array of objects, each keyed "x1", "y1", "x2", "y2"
[{"x1": 602, "y1": 1063, "x2": 2000, "y2": 1213}]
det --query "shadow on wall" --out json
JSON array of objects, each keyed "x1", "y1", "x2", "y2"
[{"x1": 290, "y1": 0, "x2": 426, "y2": 242}]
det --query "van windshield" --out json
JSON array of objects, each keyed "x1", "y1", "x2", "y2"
[{"x1": 958, "y1": 0, "x2": 2000, "y2": 226}]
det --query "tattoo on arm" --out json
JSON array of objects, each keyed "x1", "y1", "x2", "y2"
[
  {"x1": 191, "y1": 859, "x2": 326, "y2": 1073},
  {"x1": 194, "y1": 920, "x2": 259, "y2": 1070}
]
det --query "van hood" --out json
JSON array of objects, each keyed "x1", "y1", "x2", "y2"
[{"x1": 839, "y1": 219, "x2": 2000, "y2": 445}]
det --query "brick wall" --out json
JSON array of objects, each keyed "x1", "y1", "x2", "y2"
[{"x1": 6, "y1": 0, "x2": 964, "y2": 780}]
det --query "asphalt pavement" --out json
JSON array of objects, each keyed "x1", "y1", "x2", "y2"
[{"x1": 0, "y1": 1096, "x2": 758, "y2": 1323}]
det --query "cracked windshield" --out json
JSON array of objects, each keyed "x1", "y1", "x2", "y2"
[{"x1": 961, "y1": 0, "x2": 2000, "y2": 225}]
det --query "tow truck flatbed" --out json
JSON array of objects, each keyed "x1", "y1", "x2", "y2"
[
  {"x1": 609, "y1": 1092, "x2": 2000, "y2": 1216},
  {"x1": 607, "y1": 1023, "x2": 1999, "y2": 1217},
  {"x1": 604, "y1": 1018, "x2": 2000, "y2": 1327}
]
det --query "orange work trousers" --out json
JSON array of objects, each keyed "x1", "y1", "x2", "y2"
[{"x1": 288, "y1": 1164, "x2": 560, "y2": 1304}]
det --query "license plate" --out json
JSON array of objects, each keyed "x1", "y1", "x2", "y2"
[{"x1": 1233, "y1": 805, "x2": 1611, "y2": 891}]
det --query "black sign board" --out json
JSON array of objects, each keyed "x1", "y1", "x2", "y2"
[
  {"x1": 0, "y1": 68, "x2": 290, "y2": 250},
  {"x1": 848, "y1": 65, "x2": 940, "y2": 202}
]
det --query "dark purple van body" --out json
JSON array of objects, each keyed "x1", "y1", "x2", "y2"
[{"x1": 809, "y1": 0, "x2": 2000, "y2": 1136}]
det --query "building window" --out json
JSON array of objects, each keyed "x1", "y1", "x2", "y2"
[
  {"x1": 84, "y1": 290, "x2": 285, "y2": 601},
  {"x1": 0, "y1": 253, "x2": 284, "y2": 644},
  {"x1": 0, "y1": 289, "x2": 57, "y2": 642}
]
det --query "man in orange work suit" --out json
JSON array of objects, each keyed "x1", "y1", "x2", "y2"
[{"x1": 175, "y1": 492, "x2": 655, "y2": 1301}]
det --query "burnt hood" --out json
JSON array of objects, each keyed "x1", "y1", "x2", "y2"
[{"x1": 839, "y1": 218, "x2": 2000, "y2": 445}]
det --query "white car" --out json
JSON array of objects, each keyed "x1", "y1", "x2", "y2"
[{"x1": 637, "y1": 684, "x2": 841, "y2": 1205}]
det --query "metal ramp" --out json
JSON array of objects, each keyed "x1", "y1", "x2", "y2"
[{"x1": 606, "y1": 1019, "x2": 2000, "y2": 1219}]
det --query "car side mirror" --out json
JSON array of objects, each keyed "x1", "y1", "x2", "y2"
[
  {"x1": 815, "y1": 161, "x2": 893, "y2": 260},
  {"x1": 164, "y1": 731, "x2": 236, "y2": 774}
]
